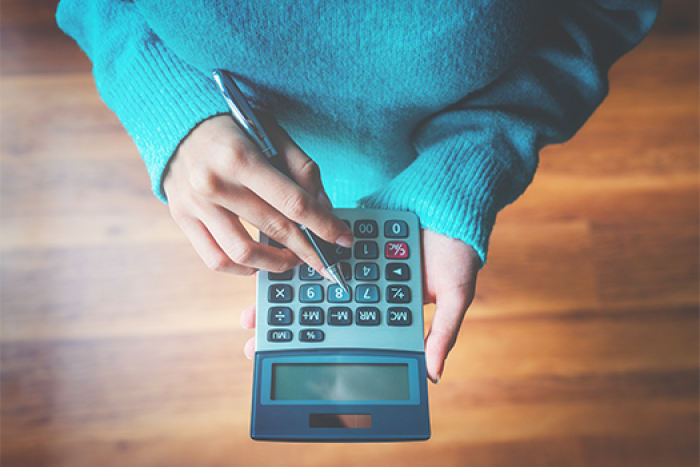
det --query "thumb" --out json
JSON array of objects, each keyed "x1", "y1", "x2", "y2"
[{"x1": 424, "y1": 286, "x2": 473, "y2": 383}]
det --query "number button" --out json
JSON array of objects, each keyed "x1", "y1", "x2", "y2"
[
  {"x1": 299, "y1": 284, "x2": 323, "y2": 303},
  {"x1": 355, "y1": 241, "x2": 378, "y2": 259},
  {"x1": 388, "y1": 307, "x2": 412, "y2": 326},
  {"x1": 268, "y1": 329, "x2": 292, "y2": 342},
  {"x1": 340, "y1": 262, "x2": 352, "y2": 280},
  {"x1": 300, "y1": 307, "x2": 324, "y2": 325},
  {"x1": 335, "y1": 246, "x2": 352, "y2": 260},
  {"x1": 354, "y1": 220, "x2": 378, "y2": 238},
  {"x1": 387, "y1": 285, "x2": 411, "y2": 303},
  {"x1": 269, "y1": 284, "x2": 293, "y2": 303},
  {"x1": 356, "y1": 307, "x2": 380, "y2": 326},
  {"x1": 355, "y1": 263, "x2": 379, "y2": 281},
  {"x1": 328, "y1": 307, "x2": 353, "y2": 325},
  {"x1": 385, "y1": 220, "x2": 408, "y2": 238},
  {"x1": 328, "y1": 284, "x2": 351, "y2": 303},
  {"x1": 386, "y1": 263, "x2": 410, "y2": 281},
  {"x1": 268, "y1": 307, "x2": 293, "y2": 325},
  {"x1": 268, "y1": 269, "x2": 293, "y2": 280},
  {"x1": 300, "y1": 264, "x2": 323, "y2": 280},
  {"x1": 356, "y1": 285, "x2": 380, "y2": 303},
  {"x1": 300, "y1": 329, "x2": 324, "y2": 342},
  {"x1": 385, "y1": 241, "x2": 409, "y2": 259}
]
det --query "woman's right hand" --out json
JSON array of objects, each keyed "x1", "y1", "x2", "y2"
[{"x1": 163, "y1": 114, "x2": 354, "y2": 276}]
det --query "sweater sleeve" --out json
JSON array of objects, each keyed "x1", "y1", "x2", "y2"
[
  {"x1": 360, "y1": 0, "x2": 661, "y2": 264},
  {"x1": 56, "y1": 0, "x2": 228, "y2": 201}
]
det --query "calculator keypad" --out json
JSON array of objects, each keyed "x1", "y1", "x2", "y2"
[{"x1": 256, "y1": 209, "x2": 424, "y2": 353}]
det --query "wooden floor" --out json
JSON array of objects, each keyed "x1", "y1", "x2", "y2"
[{"x1": 1, "y1": 1, "x2": 698, "y2": 466}]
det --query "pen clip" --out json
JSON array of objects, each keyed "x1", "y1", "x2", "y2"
[{"x1": 212, "y1": 69, "x2": 278, "y2": 159}]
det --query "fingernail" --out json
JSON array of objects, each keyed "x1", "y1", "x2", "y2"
[
  {"x1": 336, "y1": 234, "x2": 354, "y2": 248},
  {"x1": 317, "y1": 190, "x2": 333, "y2": 210}
]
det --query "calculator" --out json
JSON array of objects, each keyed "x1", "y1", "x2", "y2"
[{"x1": 251, "y1": 209, "x2": 430, "y2": 442}]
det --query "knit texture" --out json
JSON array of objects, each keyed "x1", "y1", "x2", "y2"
[{"x1": 57, "y1": 0, "x2": 660, "y2": 263}]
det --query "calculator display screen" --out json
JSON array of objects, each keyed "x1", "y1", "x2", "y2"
[{"x1": 271, "y1": 363, "x2": 410, "y2": 401}]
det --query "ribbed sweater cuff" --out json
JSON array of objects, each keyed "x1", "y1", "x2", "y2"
[
  {"x1": 98, "y1": 44, "x2": 227, "y2": 202},
  {"x1": 359, "y1": 136, "x2": 522, "y2": 265}
]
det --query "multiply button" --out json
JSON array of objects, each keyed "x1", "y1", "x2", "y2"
[
  {"x1": 268, "y1": 307, "x2": 292, "y2": 325},
  {"x1": 269, "y1": 284, "x2": 293, "y2": 303}
]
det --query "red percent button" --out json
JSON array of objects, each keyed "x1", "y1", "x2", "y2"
[{"x1": 385, "y1": 241, "x2": 409, "y2": 259}]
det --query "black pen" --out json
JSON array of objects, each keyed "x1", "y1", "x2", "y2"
[{"x1": 212, "y1": 69, "x2": 350, "y2": 293}]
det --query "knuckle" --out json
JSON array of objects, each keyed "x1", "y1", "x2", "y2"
[
  {"x1": 281, "y1": 191, "x2": 311, "y2": 220},
  {"x1": 203, "y1": 252, "x2": 232, "y2": 272},
  {"x1": 227, "y1": 242, "x2": 256, "y2": 266},
  {"x1": 261, "y1": 218, "x2": 294, "y2": 244},
  {"x1": 298, "y1": 159, "x2": 321, "y2": 184},
  {"x1": 189, "y1": 170, "x2": 220, "y2": 197}
]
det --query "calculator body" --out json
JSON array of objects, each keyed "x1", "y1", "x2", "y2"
[{"x1": 252, "y1": 209, "x2": 430, "y2": 442}]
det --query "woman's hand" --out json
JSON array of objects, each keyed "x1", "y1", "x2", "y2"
[
  {"x1": 163, "y1": 114, "x2": 354, "y2": 276},
  {"x1": 421, "y1": 229, "x2": 480, "y2": 383},
  {"x1": 239, "y1": 228, "x2": 480, "y2": 384}
]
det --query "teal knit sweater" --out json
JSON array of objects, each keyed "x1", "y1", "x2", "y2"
[{"x1": 57, "y1": 0, "x2": 660, "y2": 263}]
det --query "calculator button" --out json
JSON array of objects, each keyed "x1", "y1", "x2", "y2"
[
  {"x1": 355, "y1": 241, "x2": 378, "y2": 259},
  {"x1": 387, "y1": 285, "x2": 411, "y2": 303},
  {"x1": 355, "y1": 285, "x2": 380, "y2": 303},
  {"x1": 299, "y1": 329, "x2": 325, "y2": 342},
  {"x1": 269, "y1": 284, "x2": 293, "y2": 303},
  {"x1": 268, "y1": 307, "x2": 293, "y2": 325},
  {"x1": 300, "y1": 264, "x2": 323, "y2": 280},
  {"x1": 328, "y1": 307, "x2": 353, "y2": 325},
  {"x1": 385, "y1": 220, "x2": 408, "y2": 238},
  {"x1": 267, "y1": 329, "x2": 292, "y2": 342},
  {"x1": 355, "y1": 263, "x2": 379, "y2": 281},
  {"x1": 268, "y1": 269, "x2": 293, "y2": 280},
  {"x1": 356, "y1": 307, "x2": 380, "y2": 326},
  {"x1": 299, "y1": 284, "x2": 323, "y2": 303},
  {"x1": 386, "y1": 263, "x2": 410, "y2": 281},
  {"x1": 335, "y1": 246, "x2": 352, "y2": 260},
  {"x1": 354, "y1": 220, "x2": 378, "y2": 238},
  {"x1": 340, "y1": 262, "x2": 352, "y2": 280},
  {"x1": 385, "y1": 241, "x2": 409, "y2": 259},
  {"x1": 328, "y1": 284, "x2": 351, "y2": 303},
  {"x1": 300, "y1": 307, "x2": 324, "y2": 325},
  {"x1": 388, "y1": 307, "x2": 413, "y2": 326}
]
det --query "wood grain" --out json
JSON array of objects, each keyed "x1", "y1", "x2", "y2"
[{"x1": 1, "y1": 0, "x2": 698, "y2": 466}]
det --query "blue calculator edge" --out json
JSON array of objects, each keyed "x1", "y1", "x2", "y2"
[{"x1": 251, "y1": 209, "x2": 431, "y2": 442}]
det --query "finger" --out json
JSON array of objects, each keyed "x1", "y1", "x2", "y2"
[
  {"x1": 240, "y1": 303, "x2": 256, "y2": 329},
  {"x1": 244, "y1": 337, "x2": 256, "y2": 360},
  {"x1": 215, "y1": 185, "x2": 330, "y2": 274},
  {"x1": 424, "y1": 286, "x2": 473, "y2": 383},
  {"x1": 235, "y1": 153, "x2": 353, "y2": 247},
  {"x1": 277, "y1": 139, "x2": 333, "y2": 210},
  {"x1": 201, "y1": 204, "x2": 301, "y2": 273},
  {"x1": 174, "y1": 213, "x2": 259, "y2": 275}
]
